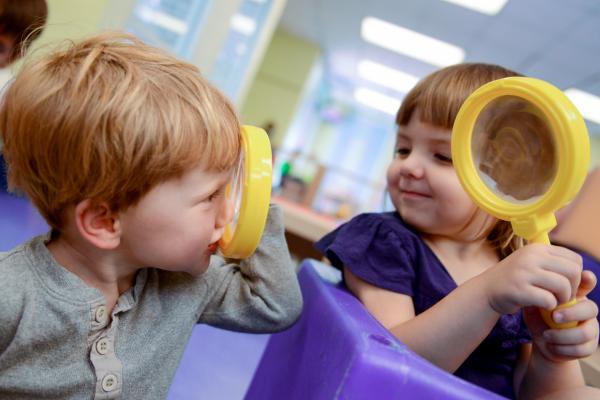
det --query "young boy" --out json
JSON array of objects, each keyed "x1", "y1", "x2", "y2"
[{"x1": 0, "y1": 32, "x2": 302, "y2": 399}]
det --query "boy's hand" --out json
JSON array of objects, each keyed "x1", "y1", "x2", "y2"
[
  {"x1": 482, "y1": 244, "x2": 583, "y2": 316},
  {"x1": 524, "y1": 270, "x2": 599, "y2": 363}
]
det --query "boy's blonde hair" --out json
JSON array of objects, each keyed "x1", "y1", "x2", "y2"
[
  {"x1": 0, "y1": 32, "x2": 241, "y2": 230},
  {"x1": 395, "y1": 63, "x2": 524, "y2": 258}
]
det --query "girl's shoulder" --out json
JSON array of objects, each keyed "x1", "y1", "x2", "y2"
[
  {"x1": 315, "y1": 212, "x2": 429, "y2": 295},
  {"x1": 329, "y1": 211, "x2": 421, "y2": 244}
]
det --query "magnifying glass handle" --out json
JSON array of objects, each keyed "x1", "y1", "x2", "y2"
[
  {"x1": 540, "y1": 300, "x2": 578, "y2": 329},
  {"x1": 530, "y1": 232, "x2": 578, "y2": 329}
]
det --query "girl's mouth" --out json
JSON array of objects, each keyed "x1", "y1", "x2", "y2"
[{"x1": 401, "y1": 190, "x2": 430, "y2": 198}]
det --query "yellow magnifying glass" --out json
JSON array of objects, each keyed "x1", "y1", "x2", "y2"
[
  {"x1": 219, "y1": 125, "x2": 272, "y2": 259},
  {"x1": 452, "y1": 77, "x2": 590, "y2": 329}
]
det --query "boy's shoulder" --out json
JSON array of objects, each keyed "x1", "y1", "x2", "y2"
[{"x1": 0, "y1": 238, "x2": 41, "y2": 292}]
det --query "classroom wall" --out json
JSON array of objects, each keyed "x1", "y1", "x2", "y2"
[
  {"x1": 240, "y1": 29, "x2": 320, "y2": 148},
  {"x1": 590, "y1": 136, "x2": 600, "y2": 169},
  {"x1": 37, "y1": 0, "x2": 112, "y2": 46}
]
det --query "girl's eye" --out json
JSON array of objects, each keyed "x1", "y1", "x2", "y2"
[
  {"x1": 435, "y1": 154, "x2": 453, "y2": 164},
  {"x1": 395, "y1": 148, "x2": 410, "y2": 157}
]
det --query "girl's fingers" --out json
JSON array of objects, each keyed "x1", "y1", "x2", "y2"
[
  {"x1": 530, "y1": 270, "x2": 573, "y2": 305},
  {"x1": 545, "y1": 340, "x2": 598, "y2": 359},
  {"x1": 539, "y1": 251, "x2": 583, "y2": 300},
  {"x1": 518, "y1": 285, "x2": 559, "y2": 310},
  {"x1": 576, "y1": 270, "x2": 597, "y2": 299},
  {"x1": 547, "y1": 244, "x2": 584, "y2": 264},
  {"x1": 542, "y1": 317, "x2": 599, "y2": 345},
  {"x1": 552, "y1": 297, "x2": 599, "y2": 325}
]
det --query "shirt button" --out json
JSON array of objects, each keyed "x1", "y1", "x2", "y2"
[
  {"x1": 95, "y1": 306, "x2": 108, "y2": 324},
  {"x1": 101, "y1": 373, "x2": 118, "y2": 392},
  {"x1": 95, "y1": 338, "x2": 110, "y2": 355}
]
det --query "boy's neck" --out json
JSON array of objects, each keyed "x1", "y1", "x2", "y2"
[{"x1": 46, "y1": 234, "x2": 138, "y2": 311}]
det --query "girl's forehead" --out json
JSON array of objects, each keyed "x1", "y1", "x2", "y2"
[{"x1": 396, "y1": 121, "x2": 451, "y2": 142}]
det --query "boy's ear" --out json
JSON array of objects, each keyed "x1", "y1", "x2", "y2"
[{"x1": 74, "y1": 199, "x2": 122, "y2": 250}]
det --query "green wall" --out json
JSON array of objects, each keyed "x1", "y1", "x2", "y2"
[
  {"x1": 36, "y1": 0, "x2": 110, "y2": 47},
  {"x1": 590, "y1": 136, "x2": 600, "y2": 169},
  {"x1": 240, "y1": 29, "x2": 320, "y2": 148}
]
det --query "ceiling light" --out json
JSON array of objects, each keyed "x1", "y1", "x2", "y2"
[
  {"x1": 440, "y1": 0, "x2": 509, "y2": 15},
  {"x1": 136, "y1": 6, "x2": 187, "y2": 34},
  {"x1": 358, "y1": 60, "x2": 419, "y2": 93},
  {"x1": 361, "y1": 17, "x2": 465, "y2": 67},
  {"x1": 354, "y1": 87, "x2": 401, "y2": 115},
  {"x1": 231, "y1": 14, "x2": 256, "y2": 36},
  {"x1": 565, "y1": 88, "x2": 600, "y2": 125}
]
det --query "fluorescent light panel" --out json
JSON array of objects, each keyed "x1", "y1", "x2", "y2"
[
  {"x1": 565, "y1": 88, "x2": 600, "y2": 125},
  {"x1": 440, "y1": 0, "x2": 509, "y2": 15},
  {"x1": 361, "y1": 17, "x2": 465, "y2": 67},
  {"x1": 137, "y1": 6, "x2": 188, "y2": 34},
  {"x1": 231, "y1": 14, "x2": 256, "y2": 36},
  {"x1": 354, "y1": 87, "x2": 401, "y2": 115},
  {"x1": 358, "y1": 60, "x2": 419, "y2": 94}
]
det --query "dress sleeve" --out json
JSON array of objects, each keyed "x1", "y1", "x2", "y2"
[{"x1": 315, "y1": 213, "x2": 417, "y2": 296}]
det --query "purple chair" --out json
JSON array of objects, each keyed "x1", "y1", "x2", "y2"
[{"x1": 245, "y1": 259, "x2": 504, "y2": 400}]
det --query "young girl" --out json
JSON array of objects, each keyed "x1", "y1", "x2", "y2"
[{"x1": 316, "y1": 63, "x2": 599, "y2": 399}]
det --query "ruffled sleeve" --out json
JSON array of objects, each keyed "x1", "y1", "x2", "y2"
[{"x1": 315, "y1": 213, "x2": 418, "y2": 296}]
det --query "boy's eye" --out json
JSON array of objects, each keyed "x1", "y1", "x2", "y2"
[{"x1": 206, "y1": 188, "x2": 223, "y2": 202}]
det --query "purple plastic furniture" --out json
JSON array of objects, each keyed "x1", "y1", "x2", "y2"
[
  {"x1": 245, "y1": 259, "x2": 505, "y2": 400},
  {"x1": 0, "y1": 192, "x2": 48, "y2": 251}
]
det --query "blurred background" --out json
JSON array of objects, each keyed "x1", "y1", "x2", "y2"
[
  {"x1": 3, "y1": 1, "x2": 600, "y2": 397},
  {"x1": 15, "y1": 0, "x2": 599, "y2": 226}
]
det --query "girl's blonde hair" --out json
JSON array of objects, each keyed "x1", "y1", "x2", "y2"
[
  {"x1": 0, "y1": 32, "x2": 241, "y2": 230},
  {"x1": 396, "y1": 63, "x2": 524, "y2": 258}
]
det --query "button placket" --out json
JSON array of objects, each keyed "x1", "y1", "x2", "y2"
[
  {"x1": 95, "y1": 306, "x2": 108, "y2": 325},
  {"x1": 89, "y1": 305, "x2": 122, "y2": 399},
  {"x1": 101, "y1": 373, "x2": 118, "y2": 392},
  {"x1": 95, "y1": 337, "x2": 110, "y2": 355}
]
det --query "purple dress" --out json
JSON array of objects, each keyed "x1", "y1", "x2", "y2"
[{"x1": 315, "y1": 212, "x2": 531, "y2": 399}]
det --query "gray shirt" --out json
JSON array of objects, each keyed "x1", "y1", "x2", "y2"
[{"x1": 0, "y1": 205, "x2": 302, "y2": 399}]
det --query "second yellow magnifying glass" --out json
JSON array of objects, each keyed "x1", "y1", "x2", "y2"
[
  {"x1": 452, "y1": 77, "x2": 590, "y2": 329},
  {"x1": 219, "y1": 125, "x2": 272, "y2": 259}
]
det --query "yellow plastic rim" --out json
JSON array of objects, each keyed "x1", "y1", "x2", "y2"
[
  {"x1": 219, "y1": 125, "x2": 272, "y2": 259},
  {"x1": 452, "y1": 77, "x2": 590, "y2": 241}
]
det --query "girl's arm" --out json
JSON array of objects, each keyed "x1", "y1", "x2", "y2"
[
  {"x1": 344, "y1": 267, "x2": 500, "y2": 373},
  {"x1": 345, "y1": 243, "x2": 587, "y2": 374},
  {"x1": 516, "y1": 270, "x2": 599, "y2": 398}
]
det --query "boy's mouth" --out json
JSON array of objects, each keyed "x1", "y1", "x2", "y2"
[{"x1": 207, "y1": 242, "x2": 219, "y2": 254}]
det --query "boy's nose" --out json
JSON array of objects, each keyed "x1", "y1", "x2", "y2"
[
  {"x1": 211, "y1": 198, "x2": 234, "y2": 243},
  {"x1": 221, "y1": 198, "x2": 234, "y2": 227}
]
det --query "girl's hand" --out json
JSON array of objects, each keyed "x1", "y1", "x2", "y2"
[
  {"x1": 524, "y1": 270, "x2": 599, "y2": 363},
  {"x1": 482, "y1": 244, "x2": 583, "y2": 316}
]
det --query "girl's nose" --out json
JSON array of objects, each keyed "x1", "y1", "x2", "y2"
[{"x1": 400, "y1": 152, "x2": 425, "y2": 179}]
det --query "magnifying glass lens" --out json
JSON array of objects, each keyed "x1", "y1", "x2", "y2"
[
  {"x1": 472, "y1": 96, "x2": 557, "y2": 203},
  {"x1": 228, "y1": 152, "x2": 245, "y2": 232}
]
